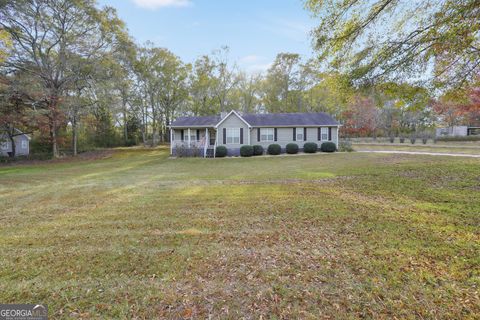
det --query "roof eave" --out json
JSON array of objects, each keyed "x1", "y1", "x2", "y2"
[
  {"x1": 249, "y1": 124, "x2": 341, "y2": 128},
  {"x1": 168, "y1": 125, "x2": 216, "y2": 128}
]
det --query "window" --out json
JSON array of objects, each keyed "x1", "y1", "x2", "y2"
[
  {"x1": 321, "y1": 127, "x2": 328, "y2": 141},
  {"x1": 226, "y1": 128, "x2": 240, "y2": 144},
  {"x1": 260, "y1": 128, "x2": 274, "y2": 142},
  {"x1": 296, "y1": 127, "x2": 304, "y2": 141},
  {"x1": 21, "y1": 140, "x2": 27, "y2": 149},
  {"x1": 183, "y1": 130, "x2": 197, "y2": 142},
  {"x1": 1, "y1": 141, "x2": 9, "y2": 151}
]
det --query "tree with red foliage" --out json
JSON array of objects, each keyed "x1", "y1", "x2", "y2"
[
  {"x1": 434, "y1": 85, "x2": 480, "y2": 127},
  {"x1": 463, "y1": 87, "x2": 480, "y2": 126},
  {"x1": 341, "y1": 95, "x2": 380, "y2": 137}
]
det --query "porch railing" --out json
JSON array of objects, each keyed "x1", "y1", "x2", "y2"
[
  {"x1": 171, "y1": 127, "x2": 218, "y2": 158},
  {"x1": 172, "y1": 140, "x2": 204, "y2": 148},
  {"x1": 173, "y1": 138, "x2": 210, "y2": 157}
]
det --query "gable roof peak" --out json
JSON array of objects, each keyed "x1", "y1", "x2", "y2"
[{"x1": 214, "y1": 110, "x2": 251, "y2": 128}]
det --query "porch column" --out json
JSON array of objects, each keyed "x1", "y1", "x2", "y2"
[
  {"x1": 336, "y1": 126, "x2": 339, "y2": 149},
  {"x1": 205, "y1": 128, "x2": 208, "y2": 157},
  {"x1": 248, "y1": 128, "x2": 251, "y2": 145},
  {"x1": 188, "y1": 128, "x2": 191, "y2": 148},
  {"x1": 215, "y1": 129, "x2": 218, "y2": 158}
]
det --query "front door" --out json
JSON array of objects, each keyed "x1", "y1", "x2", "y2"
[{"x1": 208, "y1": 128, "x2": 216, "y2": 146}]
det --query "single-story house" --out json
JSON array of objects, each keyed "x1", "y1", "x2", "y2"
[
  {"x1": 169, "y1": 110, "x2": 340, "y2": 157},
  {"x1": 0, "y1": 129, "x2": 30, "y2": 157}
]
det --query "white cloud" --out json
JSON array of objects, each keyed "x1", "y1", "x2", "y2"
[
  {"x1": 246, "y1": 63, "x2": 271, "y2": 73},
  {"x1": 239, "y1": 55, "x2": 271, "y2": 73},
  {"x1": 239, "y1": 55, "x2": 262, "y2": 64},
  {"x1": 132, "y1": 0, "x2": 192, "y2": 9}
]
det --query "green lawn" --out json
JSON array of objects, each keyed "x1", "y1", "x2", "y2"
[
  {"x1": 353, "y1": 143, "x2": 480, "y2": 155},
  {"x1": 0, "y1": 148, "x2": 479, "y2": 319}
]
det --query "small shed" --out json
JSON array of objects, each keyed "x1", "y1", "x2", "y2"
[
  {"x1": 0, "y1": 129, "x2": 31, "y2": 157},
  {"x1": 435, "y1": 126, "x2": 480, "y2": 137}
]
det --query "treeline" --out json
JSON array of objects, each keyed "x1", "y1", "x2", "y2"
[{"x1": 1, "y1": 0, "x2": 479, "y2": 158}]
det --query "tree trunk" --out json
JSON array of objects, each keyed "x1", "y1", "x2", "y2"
[
  {"x1": 165, "y1": 112, "x2": 171, "y2": 143},
  {"x1": 140, "y1": 101, "x2": 147, "y2": 145},
  {"x1": 72, "y1": 113, "x2": 78, "y2": 156},
  {"x1": 123, "y1": 95, "x2": 128, "y2": 145},
  {"x1": 151, "y1": 99, "x2": 159, "y2": 146},
  {"x1": 123, "y1": 111, "x2": 128, "y2": 144},
  {"x1": 152, "y1": 125, "x2": 158, "y2": 146},
  {"x1": 8, "y1": 134, "x2": 15, "y2": 158},
  {"x1": 159, "y1": 113, "x2": 164, "y2": 143},
  {"x1": 49, "y1": 95, "x2": 60, "y2": 158},
  {"x1": 50, "y1": 123, "x2": 59, "y2": 158}
]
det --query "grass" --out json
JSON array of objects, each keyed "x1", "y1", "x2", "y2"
[
  {"x1": 353, "y1": 142, "x2": 480, "y2": 155},
  {"x1": 349, "y1": 137, "x2": 480, "y2": 145},
  {"x1": 0, "y1": 147, "x2": 479, "y2": 319}
]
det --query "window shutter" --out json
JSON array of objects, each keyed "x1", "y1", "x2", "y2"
[
  {"x1": 274, "y1": 128, "x2": 278, "y2": 141},
  {"x1": 181, "y1": 130, "x2": 184, "y2": 141},
  {"x1": 304, "y1": 128, "x2": 307, "y2": 141},
  {"x1": 293, "y1": 128, "x2": 296, "y2": 141},
  {"x1": 257, "y1": 128, "x2": 260, "y2": 142},
  {"x1": 196, "y1": 129, "x2": 200, "y2": 141},
  {"x1": 240, "y1": 128, "x2": 244, "y2": 144},
  {"x1": 223, "y1": 128, "x2": 226, "y2": 144},
  {"x1": 318, "y1": 128, "x2": 321, "y2": 141},
  {"x1": 328, "y1": 127, "x2": 332, "y2": 141}
]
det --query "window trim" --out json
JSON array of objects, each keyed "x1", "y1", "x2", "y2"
[
  {"x1": 21, "y1": 140, "x2": 27, "y2": 149},
  {"x1": 226, "y1": 127, "x2": 241, "y2": 144},
  {"x1": 296, "y1": 127, "x2": 304, "y2": 142},
  {"x1": 260, "y1": 128, "x2": 274, "y2": 142},
  {"x1": 321, "y1": 127, "x2": 328, "y2": 141},
  {"x1": 1, "y1": 141, "x2": 9, "y2": 151}
]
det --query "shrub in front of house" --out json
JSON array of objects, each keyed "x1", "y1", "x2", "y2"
[
  {"x1": 303, "y1": 142, "x2": 318, "y2": 153},
  {"x1": 240, "y1": 145, "x2": 254, "y2": 157},
  {"x1": 215, "y1": 146, "x2": 227, "y2": 157},
  {"x1": 176, "y1": 144, "x2": 188, "y2": 157},
  {"x1": 286, "y1": 143, "x2": 299, "y2": 154},
  {"x1": 267, "y1": 144, "x2": 281, "y2": 155},
  {"x1": 320, "y1": 142, "x2": 337, "y2": 153},
  {"x1": 253, "y1": 145, "x2": 264, "y2": 156}
]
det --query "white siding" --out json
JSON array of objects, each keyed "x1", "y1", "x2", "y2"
[
  {"x1": 217, "y1": 113, "x2": 249, "y2": 147},
  {"x1": 251, "y1": 126, "x2": 339, "y2": 148},
  {"x1": 0, "y1": 135, "x2": 29, "y2": 156}
]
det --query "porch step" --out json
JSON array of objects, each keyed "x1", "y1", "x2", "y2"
[{"x1": 205, "y1": 148, "x2": 215, "y2": 158}]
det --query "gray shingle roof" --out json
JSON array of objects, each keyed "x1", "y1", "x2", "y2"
[
  {"x1": 170, "y1": 112, "x2": 339, "y2": 127},
  {"x1": 242, "y1": 112, "x2": 339, "y2": 126},
  {"x1": 170, "y1": 115, "x2": 221, "y2": 127}
]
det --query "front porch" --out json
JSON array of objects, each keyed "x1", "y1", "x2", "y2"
[{"x1": 170, "y1": 127, "x2": 217, "y2": 157}]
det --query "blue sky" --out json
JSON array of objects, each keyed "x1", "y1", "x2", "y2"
[{"x1": 97, "y1": 0, "x2": 317, "y2": 72}]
